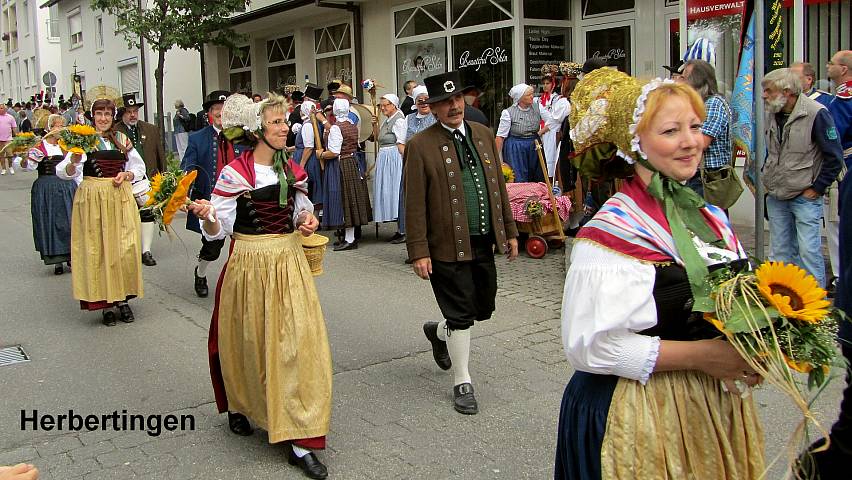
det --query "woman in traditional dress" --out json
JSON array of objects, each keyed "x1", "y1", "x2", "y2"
[
  {"x1": 372, "y1": 93, "x2": 406, "y2": 240},
  {"x1": 495, "y1": 84, "x2": 545, "y2": 182},
  {"x1": 296, "y1": 100, "x2": 324, "y2": 214},
  {"x1": 394, "y1": 86, "x2": 436, "y2": 249},
  {"x1": 554, "y1": 71, "x2": 765, "y2": 479},
  {"x1": 187, "y1": 93, "x2": 332, "y2": 480},
  {"x1": 316, "y1": 98, "x2": 372, "y2": 251},
  {"x1": 16, "y1": 114, "x2": 76, "y2": 275},
  {"x1": 56, "y1": 98, "x2": 145, "y2": 326},
  {"x1": 538, "y1": 65, "x2": 570, "y2": 178}
]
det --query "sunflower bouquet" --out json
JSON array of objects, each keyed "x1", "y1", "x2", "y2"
[
  {"x1": 141, "y1": 160, "x2": 198, "y2": 232},
  {"x1": 57, "y1": 124, "x2": 100, "y2": 154},
  {"x1": 3, "y1": 131, "x2": 40, "y2": 155},
  {"x1": 502, "y1": 163, "x2": 515, "y2": 183},
  {"x1": 705, "y1": 261, "x2": 845, "y2": 471}
]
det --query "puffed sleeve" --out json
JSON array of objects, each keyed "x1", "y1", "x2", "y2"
[
  {"x1": 561, "y1": 241, "x2": 661, "y2": 384},
  {"x1": 301, "y1": 122, "x2": 315, "y2": 149},
  {"x1": 124, "y1": 148, "x2": 147, "y2": 180},
  {"x1": 495, "y1": 110, "x2": 512, "y2": 138},
  {"x1": 56, "y1": 151, "x2": 85, "y2": 183},
  {"x1": 327, "y1": 125, "x2": 343, "y2": 155},
  {"x1": 392, "y1": 117, "x2": 407, "y2": 144},
  {"x1": 543, "y1": 97, "x2": 570, "y2": 129}
]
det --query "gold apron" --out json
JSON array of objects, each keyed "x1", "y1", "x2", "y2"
[
  {"x1": 602, "y1": 370, "x2": 765, "y2": 479},
  {"x1": 70, "y1": 177, "x2": 143, "y2": 303},
  {"x1": 218, "y1": 232, "x2": 332, "y2": 443}
]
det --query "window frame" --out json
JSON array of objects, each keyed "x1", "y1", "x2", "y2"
[{"x1": 68, "y1": 8, "x2": 83, "y2": 50}]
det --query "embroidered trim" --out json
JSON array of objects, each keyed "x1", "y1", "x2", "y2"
[
  {"x1": 628, "y1": 78, "x2": 675, "y2": 160},
  {"x1": 573, "y1": 238, "x2": 673, "y2": 266}
]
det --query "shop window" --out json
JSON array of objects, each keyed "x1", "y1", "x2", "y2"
[
  {"x1": 582, "y1": 0, "x2": 634, "y2": 17},
  {"x1": 230, "y1": 71, "x2": 252, "y2": 95},
  {"x1": 267, "y1": 36, "x2": 294, "y2": 64},
  {"x1": 229, "y1": 45, "x2": 252, "y2": 95},
  {"x1": 452, "y1": 26, "x2": 513, "y2": 127},
  {"x1": 451, "y1": 0, "x2": 513, "y2": 29},
  {"x1": 523, "y1": 0, "x2": 570, "y2": 21},
  {"x1": 315, "y1": 23, "x2": 351, "y2": 55},
  {"x1": 269, "y1": 64, "x2": 297, "y2": 93},
  {"x1": 268, "y1": 35, "x2": 296, "y2": 93},
  {"x1": 585, "y1": 25, "x2": 632, "y2": 74},
  {"x1": 395, "y1": 2, "x2": 446, "y2": 38},
  {"x1": 524, "y1": 26, "x2": 571, "y2": 86},
  {"x1": 396, "y1": 37, "x2": 447, "y2": 93},
  {"x1": 686, "y1": 9, "x2": 747, "y2": 97},
  {"x1": 805, "y1": 0, "x2": 851, "y2": 90},
  {"x1": 316, "y1": 55, "x2": 352, "y2": 86},
  {"x1": 229, "y1": 46, "x2": 251, "y2": 71}
]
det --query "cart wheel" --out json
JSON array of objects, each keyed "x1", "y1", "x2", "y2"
[{"x1": 526, "y1": 235, "x2": 548, "y2": 259}]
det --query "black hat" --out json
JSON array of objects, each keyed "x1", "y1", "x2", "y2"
[
  {"x1": 581, "y1": 57, "x2": 608, "y2": 74},
  {"x1": 30, "y1": 95, "x2": 36, "y2": 103},
  {"x1": 290, "y1": 91, "x2": 304, "y2": 102},
  {"x1": 13, "y1": 102, "x2": 21, "y2": 108},
  {"x1": 59, "y1": 94, "x2": 65, "y2": 101},
  {"x1": 5, "y1": 98, "x2": 11, "y2": 107},
  {"x1": 122, "y1": 93, "x2": 143, "y2": 108},
  {"x1": 202, "y1": 90, "x2": 231, "y2": 110},
  {"x1": 424, "y1": 71, "x2": 469, "y2": 104},
  {"x1": 326, "y1": 80, "x2": 341, "y2": 94},
  {"x1": 662, "y1": 60, "x2": 684, "y2": 75},
  {"x1": 304, "y1": 84, "x2": 324, "y2": 102}
]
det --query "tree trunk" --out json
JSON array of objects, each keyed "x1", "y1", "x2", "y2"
[{"x1": 155, "y1": 49, "x2": 167, "y2": 155}]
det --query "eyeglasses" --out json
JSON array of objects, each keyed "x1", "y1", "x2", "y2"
[{"x1": 264, "y1": 119, "x2": 288, "y2": 127}]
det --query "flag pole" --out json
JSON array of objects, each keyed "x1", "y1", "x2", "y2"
[{"x1": 754, "y1": 0, "x2": 767, "y2": 261}]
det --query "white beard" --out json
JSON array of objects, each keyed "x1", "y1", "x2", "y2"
[{"x1": 764, "y1": 95, "x2": 787, "y2": 114}]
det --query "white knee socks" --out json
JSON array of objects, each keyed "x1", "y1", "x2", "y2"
[
  {"x1": 446, "y1": 327, "x2": 472, "y2": 386},
  {"x1": 344, "y1": 227, "x2": 355, "y2": 243},
  {"x1": 291, "y1": 445, "x2": 310, "y2": 458},
  {"x1": 196, "y1": 259, "x2": 210, "y2": 277},
  {"x1": 140, "y1": 222, "x2": 155, "y2": 254}
]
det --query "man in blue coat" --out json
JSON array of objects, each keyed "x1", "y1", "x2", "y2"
[{"x1": 180, "y1": 90, "x2": 241, "y2": 297}]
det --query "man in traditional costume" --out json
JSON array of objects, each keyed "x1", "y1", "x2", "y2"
[
  {"x1": 180, "y1": 90, "x2": 239, "y2": 298},
  {"x1": 187, "y1": 93, "x2": 332, "y2": 480},
  {"x1": 56, "y1": 98, "x2": 146, "y2": 325},
  {"x1": 405, "y1": 71, "x2": 518, "y2": 414},
  {"x1": 115, "y1": 93, "x2": 166, "y2": 267}
]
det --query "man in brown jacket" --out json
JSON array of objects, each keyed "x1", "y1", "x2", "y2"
[
  {"x1": 405, "y1": 71, "x2": 518, "y2": 415},
  {"x1": 116, "y1": 93, "x2": 167, "y2": 267}
]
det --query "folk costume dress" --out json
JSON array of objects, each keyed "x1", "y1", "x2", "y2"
[
  {"x1": 56, "y1": 133, "x2": 146, "y2": 310},
  {"x1": 537, "y1": 92, "x2": 570, "y2": 178},
  {"x1": 554, "y1": 177, "x2": 765, "y2": 480},
  {"x1": 497, "y1": 86, "x2": 544, "y2": 183},
  {"x1": 373, "y1": 109, "x2": 406, "y2": 222},
  {"x1": 398, "y1": 110, "x2": 436, "y2": 236},
  {"x1": 296, "y1": 102, "x2": 326, "y2": 207},
  {"x1": 21, "y1": 140, "x2": 77, "y2": 266},
  {"x1": 321, "y1": 107, "x2": 372, "y2": 230},
  {"x1": 205, "y1": 151, "x2": 332, "y2": 448}
]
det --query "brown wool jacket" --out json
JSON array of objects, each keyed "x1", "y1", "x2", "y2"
[
  {"x1": 404, "y1": 121, "x2": 518, "y2": 263},
  {"x1": 116, "y1": 120, "x2": 167, "y2": 177}
]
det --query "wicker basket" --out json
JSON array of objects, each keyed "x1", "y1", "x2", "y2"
[{"x1": 302, "y1": 234, "x2": 329, "y2": 276}]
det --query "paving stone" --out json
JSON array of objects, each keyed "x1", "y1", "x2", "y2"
[
  {"x1": 0, "y1": 446, "x2": 39, "y2": 465},
  {"x1": 95, "y1": 446, "x2": 147, "y2": 468},
  {"x1": 68, "y1": 440, "x2": 115, "y2": 462},
  {"x1": 41, "y1": 458, "x2": 100, "y2": 480},
  {"x1": 35, "y1": 435, "x2": 83, "y2": 457},
  {"x1": 84, "y1": 465, "x2": 138, "y2": 480}
]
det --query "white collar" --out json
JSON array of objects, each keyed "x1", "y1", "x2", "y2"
[
  {"x1": 440, "y1": 122, "x2": 466, "y2": 137},
  {"x1": 213, "y1": 125, "x2": 221, "y2": 135}
]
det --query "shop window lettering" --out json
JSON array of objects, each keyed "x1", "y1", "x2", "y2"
[
  {"x1": 591, "y1": 48, "x2": 626, "y2": 61},
  {"x1": 401, "y1": 55, "x2": 444, "y2": 76},
  {"x1": 324, "y1": 68, "x2": 352, "y2": 83},
  {"x1": 457, "y1": 47, "x2": 509, "y2": 72}
]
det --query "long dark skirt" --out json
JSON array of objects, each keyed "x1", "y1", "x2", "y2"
[
  {"x1": 503, "y1": 135, "x2": 544, "y2": 183},
  {"x1": 340, "y1": 155, "x2": 372, "y2": 228},
  {"x1": 554, "y1": 372, "x2": 617, "y2": 480},
  {"x1": 321, "y1": 158, "x2": 344, "y2": 229},
  {"x1": 31, "y1": 175, "x2": 77, "y2": 265}
]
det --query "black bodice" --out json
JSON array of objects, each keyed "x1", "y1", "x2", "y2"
[
  {"x1": 233, "y1": 184, "x2": 296, "y2": 235},
  {"x1": 82, "y1": 150, "x2": 126, "y2": 178},
  {"x1": 37, "y1": 155, "x2": 65, "y2": 176},
  {"x1": 641, "y1": 260, "x2": 749, "y2": 341}
]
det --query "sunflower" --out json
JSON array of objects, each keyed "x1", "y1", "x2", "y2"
[
  {"x1": 68, "y1": 124, "x2": 97, "y2": 136},
  {"x1": 161, "y1": 170, "x2": 197, "y2": 226},
  {"x1": 502, "y1": 162, "x2": 515, "y2": 183},
  {"x1": 145, "y1": 173, "x2": 164, "y2": 207},
  {"x1": 755, "y1": 262, "x2": 830, "y2": 323}
]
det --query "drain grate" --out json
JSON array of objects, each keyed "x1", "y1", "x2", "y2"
[{"x1": 0, "y1": 345, "x2": 30, "y2": 367}]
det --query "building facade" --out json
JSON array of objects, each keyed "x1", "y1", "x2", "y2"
[
  {"x1": 0, "y1": 0, "x2": 63, "y2": 104},
  {"x1": 39, "y1": 0, "x2": 203, "y2": 123}
]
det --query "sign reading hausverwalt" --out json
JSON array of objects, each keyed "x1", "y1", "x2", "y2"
[{"x1": 21, "y1": 409, "x2": 195, "y2": 437}]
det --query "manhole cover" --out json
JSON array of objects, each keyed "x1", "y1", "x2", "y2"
[{"x1": 0, "y1": 345, "x2": 30, "y2": 366}]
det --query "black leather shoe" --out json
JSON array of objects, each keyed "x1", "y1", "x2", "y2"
[
  {"x1": 54, "y1": 264, "x2": 64, "y2": 275},
  {"x1": 141, "y1": 251, "x2": 157, "y2": 266},
  {"x1": 286, "y1": 444, "x2": 328, "y2": 480},
  {"x1": 390, "y1": 234, "x2": 407, "y2": 244},
  {"x1": 388, "y1": 232, "x2": 404, "y2": 243},
  {"x1": 404, "y1": 258, "x2": 413, "y2": 265},
  {"x1": 228, "y1": 412, "x2": 253, "y2": 436},
  {"x1": 117, "y1": 304, "x2": 134, "y2": 323},
  {"x1": 423, "y1": 322, "x2": 451, "y2": 370},
  {"x1": 333, "y1": 240, "x2": 357, "y2": 251},
  {"x1": 102, "y1": 310, "x2": 117, "y2": 326},
  {"x1": 194, "y1": 267, "x2": 209, "y2": 298},
  {"x1": 453, "y1": 383, "x2": 478, "y2": 415}
]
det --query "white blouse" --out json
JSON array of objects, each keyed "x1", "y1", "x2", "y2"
[
  {"x1": 539, "y1": 96, "x2": 570, "y2": 130},
  {"x1": 561, "y1": 239, "x2": 742, "y2": 385},
  {"x1": 327, "y1": 124, "x2": 344, "y2": 155},
  {"x1": 301, "y1": 122, "x2": 315, "y2": 149},
  {"x1": 202, "y1": 163, "x2": 314, "y2": 241},
  {"x1": 14, "y1": 141, "x2": 64, "y2": 172},
  {"x1": 55, "y1": 139, "x2": 146, "y2": 186}
]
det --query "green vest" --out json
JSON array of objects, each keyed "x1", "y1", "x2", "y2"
[{"x1": 451, "y1": 128, "x2": 491, "y2": 236}]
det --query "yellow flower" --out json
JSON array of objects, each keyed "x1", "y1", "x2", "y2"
[
  {"x1": 68, "y1": 124, "x2": 97, "y2": 136},
  {"x1": 755, "y1": 262, "x2": 830, "y2": 323},
  {"x1": 18, "y1": 132, "x2": 35, "y2": 138},
  {"x1": 502, "y1": 162, "x2": 515, "y2": 183},
  {"x1": 703, "y1": 312, "x2": 727, "y2": 333},
  {"x1": 162, "y1": 170, "x2": 197, "y2": 226},
  {"x1": 145, "y1": 173, "x2": 164, "y2": 206}
]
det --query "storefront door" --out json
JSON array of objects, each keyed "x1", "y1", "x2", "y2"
[{"x1": 581, "y1": 20, "x2": 634, "y2": 74}]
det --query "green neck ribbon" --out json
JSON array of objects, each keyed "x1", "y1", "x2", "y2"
[
  {"x1": 639, "y1": 159, "x2": 718, "y2": 312},
  {"x1": 271, "y1": 148, "x2": 293, "y2": 208}
]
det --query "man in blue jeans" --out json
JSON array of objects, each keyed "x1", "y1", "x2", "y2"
[{"x1": 762, "y1": 68, "x2": 844, "y2": 288}]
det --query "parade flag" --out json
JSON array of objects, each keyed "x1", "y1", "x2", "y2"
[{"x1": 731, "y1": 13, "x2": 757, "y2": 195}]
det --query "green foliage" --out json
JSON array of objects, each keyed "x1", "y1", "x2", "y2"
[{"x1": 89, "y1": 0, "x2": 249, "y2": 53}]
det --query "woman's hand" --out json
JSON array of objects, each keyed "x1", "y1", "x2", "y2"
[
  {"x1": 70, "y1": 153, "x2": 82, "y2": 164},
  {"x1": 696, "y1": 339, "x2": 761, "y2": 392},
  {"x1": 297, "y1": 212, "x2": 319, "y2": 236},
  {"x1": 112, "y1": 171, "x2": 134, "y2": 187},
  {"x1": 186, "y1": 199, "x2": 216, "y2": 221}
]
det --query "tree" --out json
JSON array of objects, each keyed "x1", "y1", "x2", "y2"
[{"x1": 90, "y1": 0, "x2": 249, "y2": 150}]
